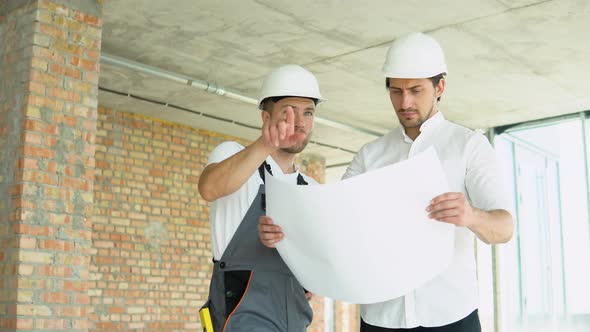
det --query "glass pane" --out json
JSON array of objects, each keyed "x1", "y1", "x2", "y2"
[
  {"x1": 493, "y1": 136, "x2": 523, "y2": 331},
  {"x1": 513, "y1": 144, "x2": 552, "y2": 317},
  {"x1": 495, "y1": 119, "x2": 590, "y2": 331}
]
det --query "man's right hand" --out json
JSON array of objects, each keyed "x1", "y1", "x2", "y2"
[
  {"x1": 258, "y1": 216, "x2": 284, "y2": 248},
  {"x1": 199, "y1": 106, "x2": 300, "y2": 202},
  {"x1": 261, "y1": 106, "x2": 305, "y2": 150}
]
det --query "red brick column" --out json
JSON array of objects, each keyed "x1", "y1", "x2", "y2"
[{"x1": 0, "y1": 0, "x2": 102, "y2": 330}]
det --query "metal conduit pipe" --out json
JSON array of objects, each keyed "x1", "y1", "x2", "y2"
[{"x1": 100, "y1": 53, "x2": 385, "y2": 137}]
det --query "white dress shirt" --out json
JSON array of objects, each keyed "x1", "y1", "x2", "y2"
[
  {"x1": 207, "y1": 141, "x2": 317, "y2": 260},
  {"x1": 343, "y1": 111, "x2": 511, "y2": 328}
]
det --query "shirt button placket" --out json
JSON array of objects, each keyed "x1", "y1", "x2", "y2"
[
  {"x1": 404, "y1": 291, "x2": 417, "y2": 327},
  {"x1": 408, "y1": 138, "x2": 420, "y2": 158}
]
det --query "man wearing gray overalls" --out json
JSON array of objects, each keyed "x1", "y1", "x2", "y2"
[{"x1": 198, "y1": 64, "x2": 324, "y2": 331}]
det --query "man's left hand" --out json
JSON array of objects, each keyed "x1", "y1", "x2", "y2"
[{"x1": 426, "y1": 192, "x2": 477, "y2": 227}]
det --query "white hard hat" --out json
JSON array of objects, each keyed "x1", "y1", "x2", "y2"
[
  {"x1": 257, "y1": 64, "x2": 325, "y2": 110},
  {"x1": 382, "y1": 32, "x2": 448, "y2": 79}
]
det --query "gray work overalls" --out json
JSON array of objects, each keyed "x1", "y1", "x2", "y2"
[{"x1": 205, "y1": 162, "x2": 313, "y2": 331}]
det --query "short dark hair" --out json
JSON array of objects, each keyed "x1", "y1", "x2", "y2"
[
  {"x1": 385, "y1": 73, "x2": 446, "y2": 102},
  {"x1": 261, "y1": 96, "x2": 319, "y2": 112}
]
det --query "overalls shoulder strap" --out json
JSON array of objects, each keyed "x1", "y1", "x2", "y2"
[
  {"x1": 258, "y1": 161, "x2": 308, "y2": 185},
  {"x1": 258, "y1": 161, "x2": 308, "y2": 210}
]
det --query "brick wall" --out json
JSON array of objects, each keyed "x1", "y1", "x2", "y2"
[
  {"x1": 90, "y1": 106, "x2": 329, "y2": 331},
  {"x1": 336, "y1": 301, "x2": 360, "y2": 331},
  {"x1": 0, "y1": 0, "x2": 102, "y2": 330}
]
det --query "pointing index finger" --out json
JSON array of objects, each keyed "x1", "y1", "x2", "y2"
[{"x1": 284, "y1": 106, "x2": 295, "y2": 138}]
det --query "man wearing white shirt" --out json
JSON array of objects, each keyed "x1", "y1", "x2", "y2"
[
  {"x1": 259, "y1": 32, "x2": 514, "y2": 331},
  {"x1": 198, "y1": 64, "x2": 323, "y2": 331},
  {"x1": 346, "y1": 33, "x2": 514, "y2": 331}
]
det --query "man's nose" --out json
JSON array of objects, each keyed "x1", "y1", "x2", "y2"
[
  {"x1": 401, "y1": 93, "x2": 413, "y2": 110},
  {"x1": 294, "y1": 112, "x2": 305, "y2": 128}
]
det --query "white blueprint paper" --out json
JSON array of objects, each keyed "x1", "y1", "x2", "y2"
[{"x1": 265, "y1": 147, "x2": 454, "y2": 304}]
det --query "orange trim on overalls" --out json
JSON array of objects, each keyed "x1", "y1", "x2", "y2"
[{"x1": 222, "y1": 271, "x2": 254, "y2": 332}]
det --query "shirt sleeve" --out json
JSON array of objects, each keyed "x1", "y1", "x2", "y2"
[
  {"x1": 464, "y1": 133, "x2": 512, "y2": 213},
  {"x1": 207, "y1": 141, "x2": 245, "y2": 166},
  {"x1": 342, "y1": 147, "x2": 367, "y2": 180}
]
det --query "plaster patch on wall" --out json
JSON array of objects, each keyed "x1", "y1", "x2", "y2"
[
  {"x1": 40, "y1": 108, "x2": 53, "y2": 122},
  {"x1": 55, "y1": 138, "x2": 68, "y2": 166},
  {"x1": 37, "y1": 159, "x2": 47, "y2": 171},
  {"x1": 28, "y1": 186, "x2": 47, "y2": 224},
  {"x1": 144, "y1": 220, "x2": 169, "y2": 265},
  {"x1": 74, "y1": 159, "x2": 85, "y2": 177},
  {"x1": 72, "y1": 190, "x2": 88, "y2": 228}
]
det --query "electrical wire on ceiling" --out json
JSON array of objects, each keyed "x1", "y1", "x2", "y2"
[
  {"x1": 100, "y1": 53, "x2": 386, "y2": 138},
  {"x1": 98, "y1": 86, "x2": 358, "y2": 155}
]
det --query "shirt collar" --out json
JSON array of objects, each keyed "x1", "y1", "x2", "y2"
[
  {"x1": 400, "y1": 111, "x2": 445, "y2": 142},
  {"x1": 267, "y1": 156, "x2": 300, "y2": 176}
]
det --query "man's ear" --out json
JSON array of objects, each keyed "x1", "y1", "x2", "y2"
[
  {"x1": 261, "y1": 110, "x2": 270, "y2": 122},
  {"x1": 436, "y1": 78, "x2": 446, "y2": 98}
]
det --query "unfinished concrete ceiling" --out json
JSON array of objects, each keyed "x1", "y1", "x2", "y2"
[{"x1": 98, "y1": 0, "x2": 590, "y2": 178}]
